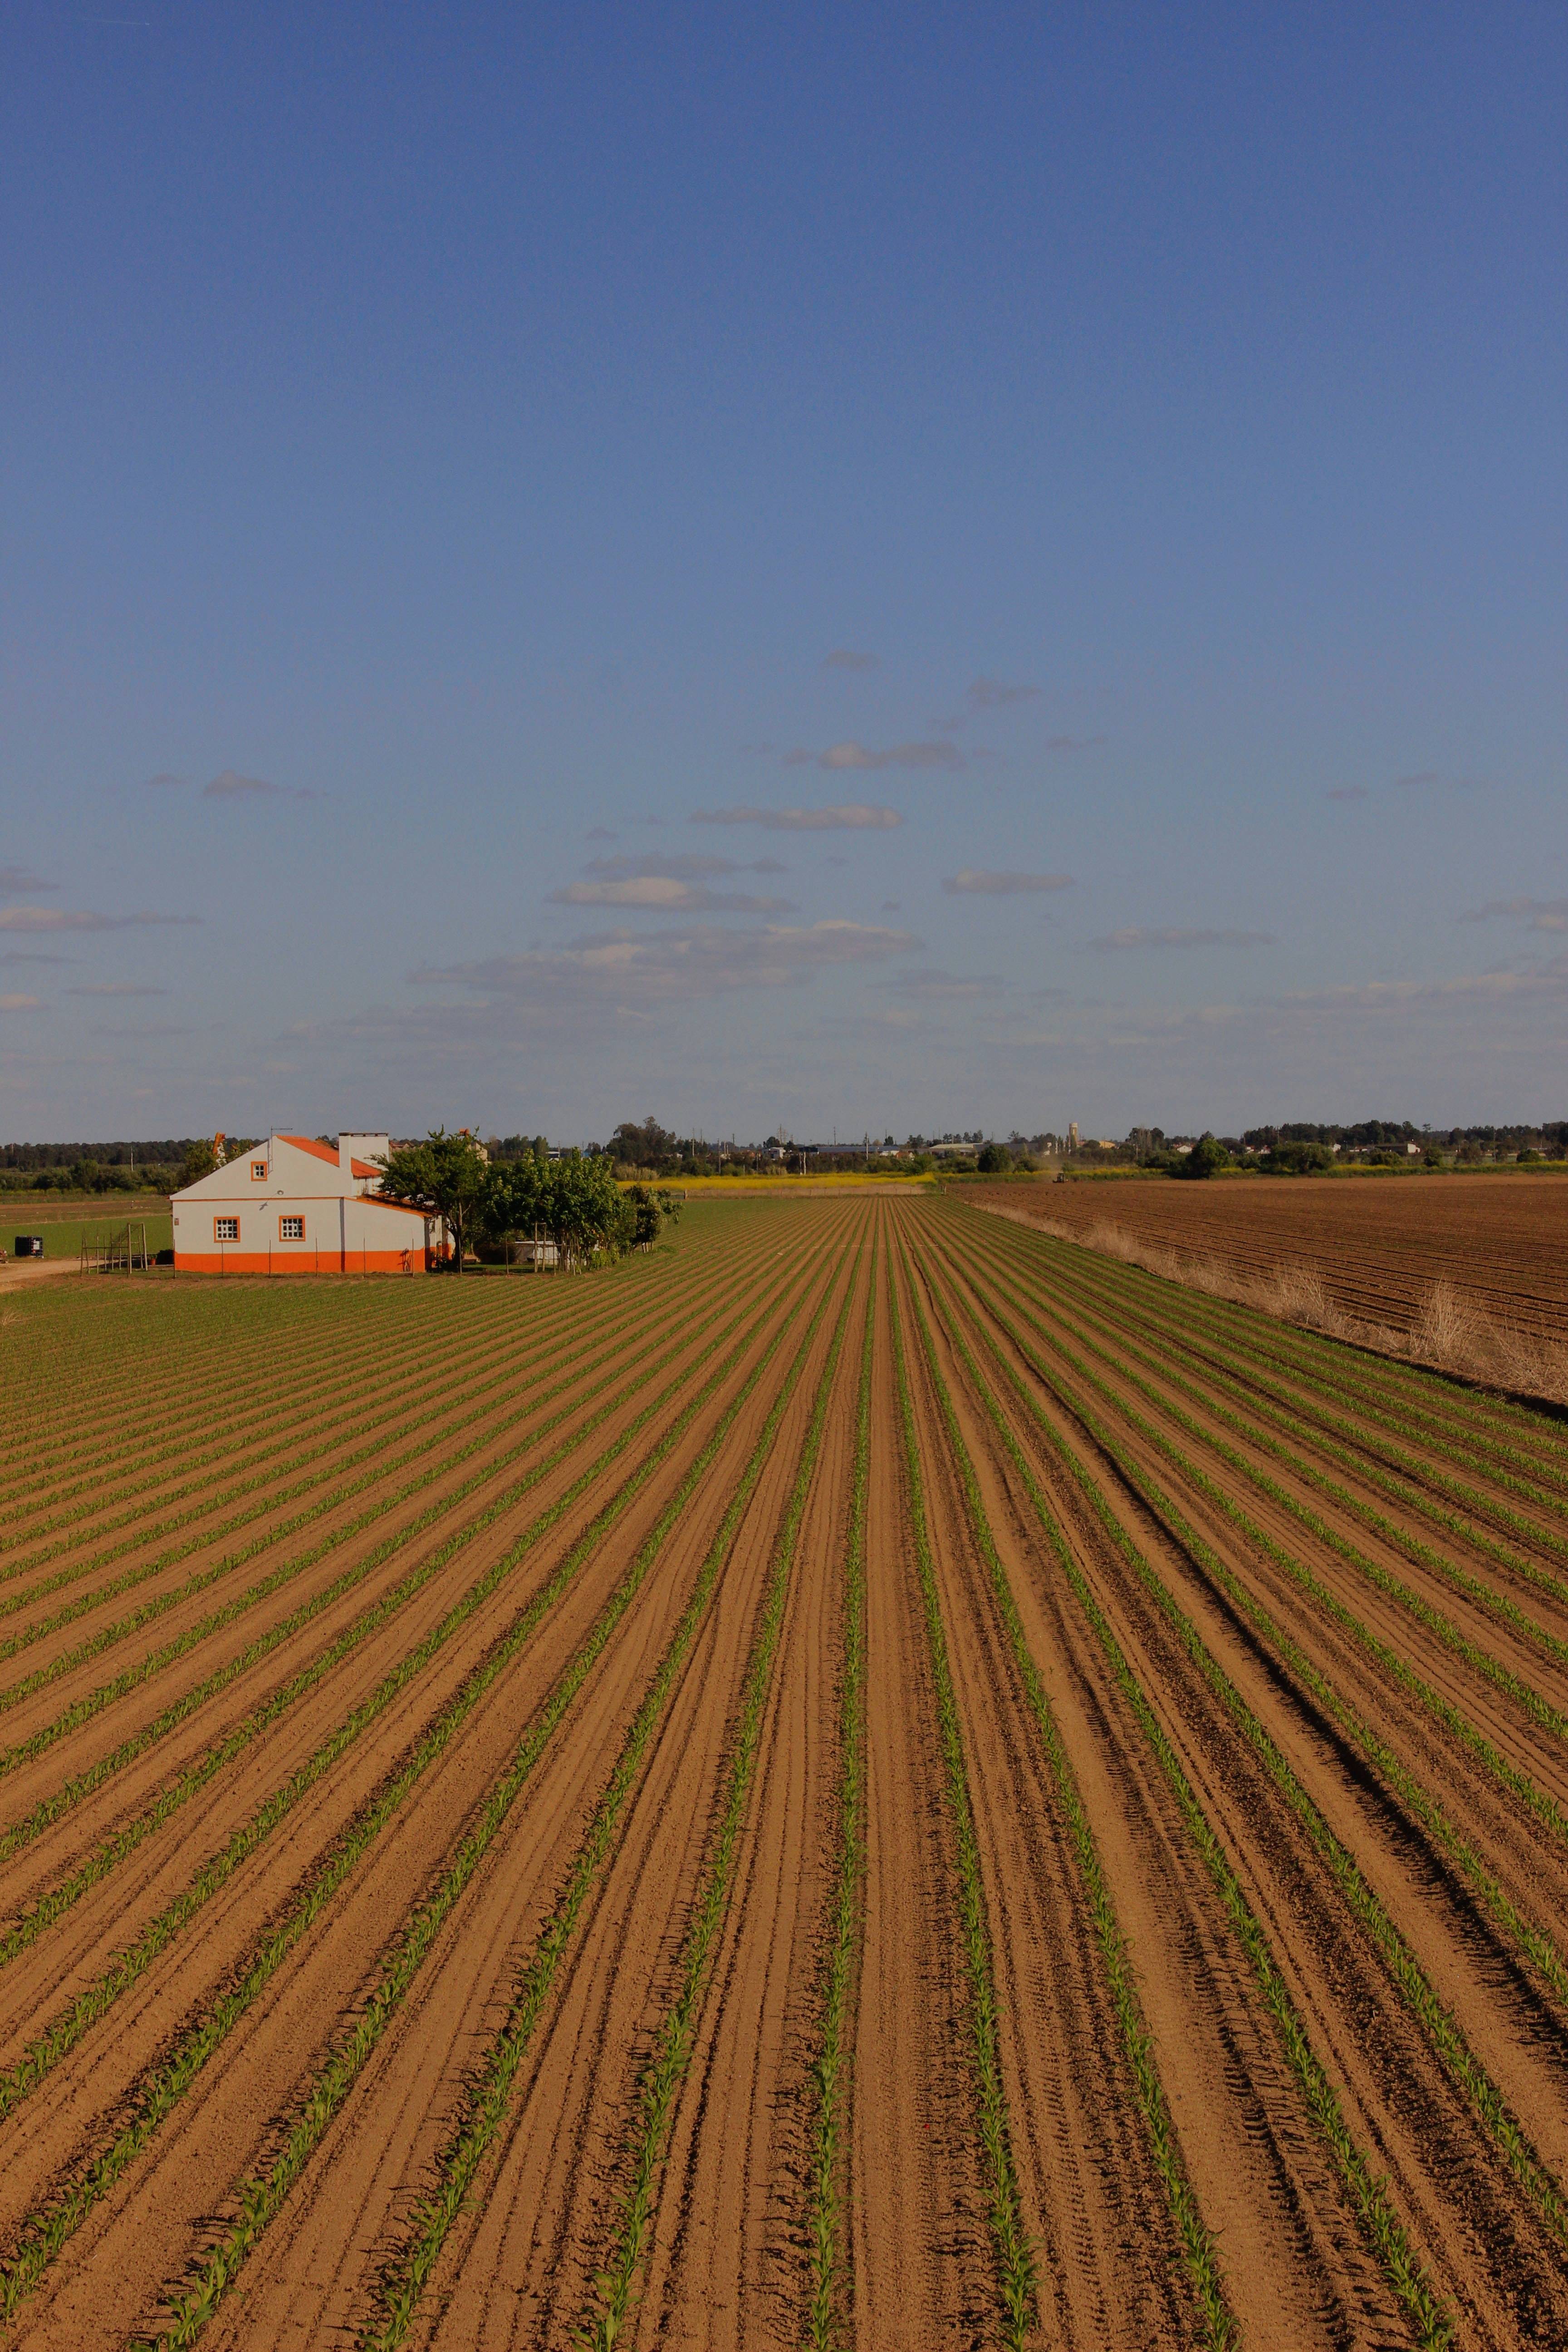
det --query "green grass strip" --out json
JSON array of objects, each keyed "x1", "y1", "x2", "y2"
[
  {"x1": 145, "y1": 1234, "x2": 853, "y2": 2350},
  {"x1": 573, "y1": 1254, "x2": 858, "y2": 2351},
  {"x1": 915, "y1": 1244, "x2": 1455, "y2": 2348},
  {"x1": 904, "y1": 1249, "x2": 1236, "y2": 2347},
  {"x1": 887, "y1": 1264, "x2": 1036, "y2": 2349},
  {"x1": 932, "y1": 1246, "x2": 1568, "y2": 2272},
  {"x1": 804, "y1": 1244, "x2": 875, "y2": 2350}
]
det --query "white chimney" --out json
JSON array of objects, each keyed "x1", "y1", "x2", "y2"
[{"x1": 339, "y1": 1134, "x2": 391, "y2": 1191}]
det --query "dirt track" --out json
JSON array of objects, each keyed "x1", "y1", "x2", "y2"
[
  {"x1": 3, "y1": 1196, "x2": 1568, "y2": 2347},
  {"x1": 967, "y1": 1170, "x2": 1568, "y2": 1340}
]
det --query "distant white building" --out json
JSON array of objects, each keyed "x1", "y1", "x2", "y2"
[{"x1": 171, "y1": 1133, "x2": 436, "y2": 1275}]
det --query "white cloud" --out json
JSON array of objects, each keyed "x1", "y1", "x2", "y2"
[
  {"x1": 1460, "y1": 897, "x2": 1568, "y2": 932},
  {"x1": 1327, "y1": 785, "x2": 1370, "y2": 802},
  {"x1": 551, "y1": 876, "x2": 794, "y2": 913},
  {"x1": 823, "y1": 648, "x2": 878, "y2": 671},
  {"x1": 967, "y1": 676, "x2": 1041, "y2": 708},
  {"x1": 203, "y1": 770, "x2": 321, "y2": 802},
  {"x1": 64, "y1": 982, "x2": 171, "y2": 998},
  {"x1": 1090, "y1": 926, "x2": 1276, "y2": 951},
  {"x1": 887, "y1": 969, "x2": 1004, "y2": 1001},
  {"x1": 943, "y1": 869, "x2": 1073, "y2": 896},
  {"x1": 0, "y1": 906, "x2": 198, "y2": 932},
  {"x1": 143, "y1": 772, "x2": 186, "y2": 789},
  {"x1": 0, "y1": 994, "x2": 41, "y2": 1012},
  {"x1": 586, "y1": 853, "x2": 785, "y2": 879},
  {"x1": 414, "y1": 918, "x2": 921, "y2": 1009},
  {"x1": 692, "y1": 803, "x2": 903, "y2": 831},
  {"x1": 818, "y1": 740, "x2": 961, "y2": 771},
  {"x1": 0, "y1": 866, "x2": 58, "y2": 896}
]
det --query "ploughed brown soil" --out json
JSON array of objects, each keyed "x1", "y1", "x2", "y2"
[
  {"x1": 3, "y1": 1196, "x2": 1568, "y2": 2347},
  {"x1": 968, "y1": 1169, "x2": 1568, "y2": 1340}
]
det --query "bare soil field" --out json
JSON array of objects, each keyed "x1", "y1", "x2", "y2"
[
  {"x1": 969, "y1": 1170, "x2": 1568, "y2": 1343},
  {"x1": 2, "y1": 1195, "x2": 1568, "y2": 2347}
]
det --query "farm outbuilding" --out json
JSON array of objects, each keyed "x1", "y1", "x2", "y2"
[{"x1": 171, "y1": 1133, "x2": 436, "y2": 1274}]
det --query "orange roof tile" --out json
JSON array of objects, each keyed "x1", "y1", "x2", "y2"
[{"x1": 282, "y1": 1135, "x2": 340, "y2": 1166}]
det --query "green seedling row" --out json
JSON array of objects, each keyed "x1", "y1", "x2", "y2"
[
  {"x1": 928, "y1": 1244, "x2": 1568, "y2": 2268},
  {"x1": 904, "y1": 1259, "x2": 1237, "y2": 2348},
  {"x1": 0, "y1": 1225, "x2": 809, "y2": 1839},
  {"x1": 888, "y1": 1262, "x2": 1036, "y2": 2351},
  {"x1": 912, "y1": 1238, "x2": 1455, "y2": 2348},
  {"x1": 0, "y1": 1258, "x2": 817, "y2": 2117},
  {"x1": 577, "y1": 1254, "x2": 857, "y2": 2350},
  {"x1": 804, "y1": 1243, "x2": 875, "y2": 2351},
  {"x1": 956, "y1": 1234, "x2": 1568, "y2": 1813},
  {"x1": 149, "y1": 1237, "x2": 849, "y2": 2350}
]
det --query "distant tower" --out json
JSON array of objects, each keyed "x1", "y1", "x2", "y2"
[{"x1": 1068, "y1": 1121, "x2": 1080, "y2": 1152}]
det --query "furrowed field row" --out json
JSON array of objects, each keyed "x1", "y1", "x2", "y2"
[
  {"x1": 975, "y1": 1220, "x2": 1568, "y2": 1664},
  {"x1": 0, "y1": 1230, "x2": 790, "y2": 1744},
  {"x1": 0, "y1": 1245, "x2": 824, "y2": 2053},
  {"x1": 953, "y1": 1223, "x2": 1568, "y2": 1777},
  {"x1": 962, "y1": 1213, "x2": 1568, "y2": 1630},
  {"x1": 898, "y1": 1245, "x2": 1236, "y2": 2348},
  {"x1": 576, "y1": 1253, "x2": 858, "y2": 2348},
  {"x1": 0, "y1": 1280, "x2": 521, "y2": 1487},
  {"x1": 0, "y1": 1262, "x2": 706, "y2": 1637},
  {"x1": 146, "y1": 1238, "x2": 854, "y2": 2349},
  {"x1": 803, "y1": 1243, "x2": 875, "y2": 2351},
  {"x1": 0, "y1": 1241, "x2": 691, "y2": 1551},
  {"x1": 0, "y1": 1226, "x2": 824, "y2": 1840},
  {"x1": 937, "y1": 1229, "x2": 1568, "y2": 2024},
  {"x1": 0, "y1": 1213, "x2": 785, "y2": 1552},
  {"x1": 0, "y1": 1243, "x2": 841, "y2": 2187},
  {"x1": 919, "y1": 1238, "x2": 1568, "y2": 2276},
  {"x1": 906, "y1": 1235, "x2": 1457, "y2": 2348},
  {"x1": 0, "y1": 1275, "x2": 558, "y2": 1536},
  {"x1": 0, "y1": 1216, "x2": 779, "y2": 1491},
  {"x1": 0, "y1": 1220, "x2": 796, "y2": 1654},
  {"x1": 1010, "y1": 1215, "x2": 1568, "y2": 1521},
  {"x1": 887, "y1": 1259, "x2": 1035, "y2": 2351}
]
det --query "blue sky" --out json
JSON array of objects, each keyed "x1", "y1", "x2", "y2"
[{"x1": 2, "y1": 3, "x2": 1563, "y2": 1143}]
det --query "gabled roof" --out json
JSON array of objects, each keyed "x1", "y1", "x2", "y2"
[
  {"x1": 350, "y1": 1157, "x2": 380, "y2": 1179},
  {"x1": 282, "y1": 1135, "x2": 340, "y2": 1166}
]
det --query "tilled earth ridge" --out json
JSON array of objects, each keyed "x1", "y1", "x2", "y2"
[
  {"x1": 969, "y1": 1169, "x2": 1568, "y2": 1340},
  {"x1": 0, "y1": 1196, "x2": 1566, "y2": 2345}
]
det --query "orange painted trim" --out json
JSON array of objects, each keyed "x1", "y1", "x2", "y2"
[
  {"x1": 174, "y1": 1248, "x2": 431, "y2": 1275},
  {"x1": 277, "y1": 1215, "x2": 306, "y2": 1241},
  {"x1": 212, "y1": 1215, "x2": 241, "y2": 1243}
]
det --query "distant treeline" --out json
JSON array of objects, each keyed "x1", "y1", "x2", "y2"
[
  {"x1": 1237, "y1": 1121, "x2": 1568, "y2": 1152},
  {"x1": 0, "y1": 1140, "x2": 197, "y2": 1171}
]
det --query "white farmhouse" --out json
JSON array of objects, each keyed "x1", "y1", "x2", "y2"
[{"x1": 171, "y1": 1134, "x2": 436, "y2": 1275}]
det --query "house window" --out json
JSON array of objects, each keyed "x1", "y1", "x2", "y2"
[
  {"x1": 279, "y1": 1215, "x2": 304, "y2": 1240},
  {"x1": 214, "y1": 1216, "x2": 239, "y2": 1243},
  {"x1": 251, "y1": 1160, "x2": 268, "y2": 1181}
]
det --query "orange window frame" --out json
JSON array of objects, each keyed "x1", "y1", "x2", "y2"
[
  {"x1": 278, "y1": 1215, "x2": 305, "y2": 1241},
  {"x1": 251, "y1": 1160, "x2": 268, "y2": 1181},
  {"x1": 213, "y1": 1215, "x2": 239, "y2": 1243}
]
